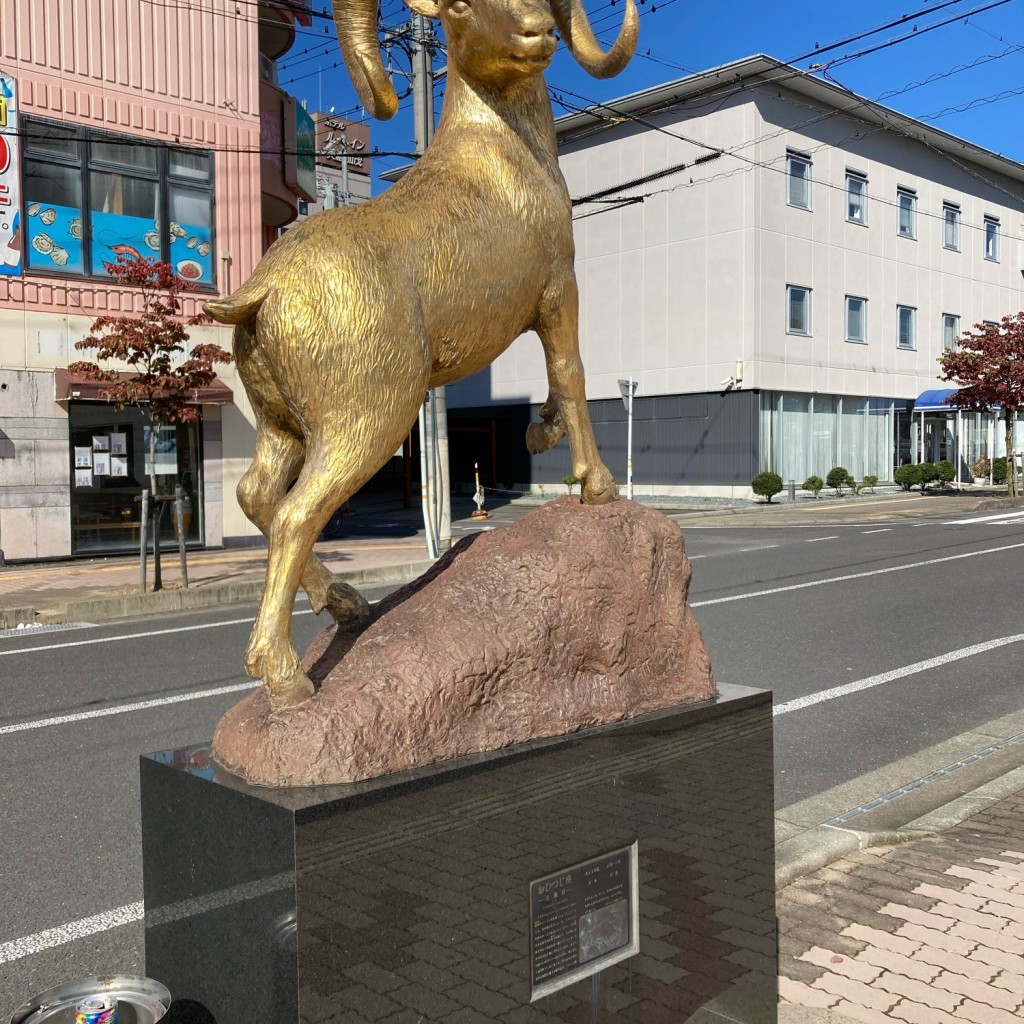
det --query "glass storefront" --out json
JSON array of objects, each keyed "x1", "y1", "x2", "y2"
[
  {"x1": 760, "y1": 392, "x2": 900, "y2": 483},
  {"x1": 68, "y1": 401, "x2": 203, "y2": 555}
]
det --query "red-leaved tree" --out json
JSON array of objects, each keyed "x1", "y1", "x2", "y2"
[
  {"x1": 939, "y1": 311, "x2": 1024, "y2": 496},
  {"x1": 68, "y1": 255, "x2": 232, "y2": 586}
]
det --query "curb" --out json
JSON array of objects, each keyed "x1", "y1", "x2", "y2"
[
  {"x1": 12, "y1": 559, "x2": 437, "y2": 626},
  {"x1": 774, "y1": 763, "x2": 1024, "y2": 889}
]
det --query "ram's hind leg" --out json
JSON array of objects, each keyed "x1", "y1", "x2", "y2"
[
  {"x1": 526, "y1": 393, "x2": 566, "y2": 455},
  {"x1": 238, "y1": 421, "x2": 370, "y2": 633},
  {"x1": 248, "y1": 392, "x2": 426, "y2": 708}
]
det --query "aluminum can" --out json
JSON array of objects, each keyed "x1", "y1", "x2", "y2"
[{"x1": 74, "y1": 997, "x2": 117, "y2": 1024}]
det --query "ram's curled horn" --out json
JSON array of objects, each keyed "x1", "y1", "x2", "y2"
[
  {"x1": 550, "y1": 0, "x2": 638, "y2": 78},
  {"x1": 332, "y1": 0, "x2": 399, "y2": 120}
]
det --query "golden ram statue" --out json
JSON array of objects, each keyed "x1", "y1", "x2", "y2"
[{"x1": 205, "y1": 0, "x2": 638, "y2": 708}]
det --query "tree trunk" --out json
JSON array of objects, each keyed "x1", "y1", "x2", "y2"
[{"x1": 1006, "y1": 416, "x2": 1016, "y2": 498}]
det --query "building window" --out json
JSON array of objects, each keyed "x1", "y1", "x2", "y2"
[
  {"x1": 943, "y1": 203, "x2": 960, "y2": 250},
  {"x1": 787, "y1": 285, "x2": 811, "y2": 335},
  {"x1": 23, "y1": 118, "x2": 216, "y2": 287},
  {"x1": 845, "y1": 296, "x2": 867, "y2": 343},
  {"x1": 897, "y1": 306, "x2": 916, "y2": 350},
  {"x1": 942, "y1": 314, "x2": 960, "y2": 352},
  {"x1": 897, "y1": 188, "x2": 916, "y2": 238},
  {"x1": 984, "y1": 216, "x2": 1000, "y2": 261},
  {"x1": 786, "y1": 149, "x2": 811, "y2": 209},
  {"x1": 846, "y1": 172, "x2": 867, "y2": 225}
]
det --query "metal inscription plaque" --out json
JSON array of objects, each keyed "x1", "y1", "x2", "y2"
[{"x1": 529, "y1": 842, "x2": 640, "y2": 1001}]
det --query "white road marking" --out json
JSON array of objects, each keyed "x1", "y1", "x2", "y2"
[
  {"x1": 690, "y1": 540, "x2": 1024, "y2": 608},
  {"x1": 774, "y1": 635, "x2": 1024, "y2": 716},
  {"x1": 0, "y1": 902, "x2": 144, "y2": 965},
  {"x1": 688, "y1": 545, "x2": 779, "y2": 561},
  {"x1": 0, "y1": 681, "x2": 261, "y2": 735},
  {"x1": 806, "y1": 536, "x2": 838, "y2": 543},
  {"x1": 944, "y1": 509, "x2": 1024, "y2": 525},
  {"x1": 8, "y1": 628, "x2": 1024, "y2": 964},
  {"x1": 862, "y1": 528, "x2": 891, "y2": 535}
]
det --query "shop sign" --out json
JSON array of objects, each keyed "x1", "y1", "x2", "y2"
[{"x1": 0, "y1": 75, "x2": 21, "y2": 276}]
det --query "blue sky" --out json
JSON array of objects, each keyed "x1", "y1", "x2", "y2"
[{"x1": 278, "y1": 0, "x2": 1024, "y2": 190}]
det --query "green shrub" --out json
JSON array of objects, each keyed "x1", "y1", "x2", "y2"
[
  {"x1": 918, "y1": 462, "x2": 939, "y2": 488},
  {"x1": 563, "y1": 474, "x2": 579, "y2": 495},
  {"x1": 894, "y1": 463, "x2": 921, "y2": 491},
  {"x1": 826, "y1": 466, "x2": 850, "y2": 496},
  {"x1": 862, "y1": 474, "x2": 878, "y2": 493},
  {"x1": 936, "y1": 460, "x2": 956, "y2": 486},
  {"x1": 752, "y1": 471, "x2": 784, "y2": 503},
  {"x1": 993, "y1": 457, "x2": 1008, "y2": 484},
  {"x1": 802, "y1": 475, "x2": 824, "y2": 498},
  {"x1": 849, "y1": 477, "x2": 864, "y2": 495}
]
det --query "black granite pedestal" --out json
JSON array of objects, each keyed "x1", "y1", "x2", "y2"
[{"x1": 141, "y1": 684, "x2": 776, "y2": 1024}]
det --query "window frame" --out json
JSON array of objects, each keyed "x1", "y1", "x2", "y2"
[
  {"x1": 786, "y1": 149, "x2": 812, "y2": 210},
  {"x1": 942, "y1": 313, "x2": 960, "y2": 353},
  {"x1": 21, "y1": 116, "x2": 216, "y2": 289},
  {"x1": 897, "y1": 187, "x2": 917, "y2": 239},
  {"x1": 846, "y1": 171, "x2": 868, "y2": 226},
  {"x1": 897, "y1": 305, "x2": 917, "y2": 351},
  {"x1": 845, "y1": 295, "x2": 867, "y2": 343},
  {"x1": 786, "y1": 285, "x2": 812, "y2": 336},
  {"x1": 942, "y1": 202, "x2": 961, "y2": 251},
  {"x1": 984, "y1": 216, "x2": 1000, "y2": 261}
]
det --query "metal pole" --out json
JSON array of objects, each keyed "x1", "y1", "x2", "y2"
[
  {"x1": 419, "y1": 402, "x2": 438, "y2": 559},
  {"x1": 626, "y1": 375, "x2": 634, "y2": 500},
  {"x1": 412, "y1": 13, "x2": 451, "y2": 551},
  {"x1": 956, "y1": 410, "x2": 962, "y2": 487},
  {"x1": 139, "y1": 489, "x2": 149, "y2": 592},
  {"x1": 175, "y1": 485, "x2": 188, "y2": 588}
]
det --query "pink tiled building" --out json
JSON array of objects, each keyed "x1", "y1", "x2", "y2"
[{"x1": 0, "y1": 0, "x2": 315, "y2": 559}]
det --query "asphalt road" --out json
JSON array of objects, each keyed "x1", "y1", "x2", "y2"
[{"x1": 2, "y1": 501, "x2": 1024, "y2": 1013}]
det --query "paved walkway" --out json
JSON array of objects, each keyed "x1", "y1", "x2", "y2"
[{"x1": 779, "y1": 790, "x2": 1024, "y2": 1024}]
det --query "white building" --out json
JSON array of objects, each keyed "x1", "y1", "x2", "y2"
[{"x1": 447, "y1": 55, "x2": 1024, "y2": 495}]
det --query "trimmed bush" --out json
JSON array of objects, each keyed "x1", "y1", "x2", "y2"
[
  {"x1": 752, "y1": 471, "x2": 784, "y2": 503},
  {"x1": 936, "y1": 460, "x2": 956, "y2": 486},
  {"x1": 993, "y1": 456, "x2": 1008, "y2": 484},
  {"x1": 862, "y1": 474, "x2": 878, "y2": 493},
  {"x1": 802, "y1": 475, "x2": 824, "y2": 498},
  {"x1": 894, "y1": 463, "x2": 921, "y2": 491},
  {"x1": 826, "y1": 466, "x2": 851, "y2": 496},
  {"x1": 918, "y1": 462, "x2": 939, "y2": 488},
  {"x1": 563, "y1": 474, "x2": 579, "y2": 495}
]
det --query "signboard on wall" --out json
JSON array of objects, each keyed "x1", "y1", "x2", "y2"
[
  {"x1": 0, "y1": 75, "x2": 21, "y2": 276},
  {"x1": 314, "y1": 115, "x2": 370, "y2": 176}
]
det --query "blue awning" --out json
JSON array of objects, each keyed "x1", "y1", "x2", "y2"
[{"x1": 914, "y1": 388, "x2": 959, "y2": 412}]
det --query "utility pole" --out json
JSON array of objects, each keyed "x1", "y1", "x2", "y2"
[{"x1": 411, "y1": 14, "x2": 451, "y2": 553}]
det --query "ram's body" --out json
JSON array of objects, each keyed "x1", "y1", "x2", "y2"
[{"x1": 205, "y1": 0, "x2": 637, "y2": 707}]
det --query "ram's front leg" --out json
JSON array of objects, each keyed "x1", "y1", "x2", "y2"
[{"x1": 536, "y1": 274, "x2": 617, "y2": 505}]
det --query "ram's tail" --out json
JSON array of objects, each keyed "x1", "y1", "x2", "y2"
[{"x1": 203, "y1": 278, "x2": 271, "y2": 325}]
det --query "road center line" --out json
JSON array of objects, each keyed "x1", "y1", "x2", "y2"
[
  {"x1": 0, "y1": 681, "x2": 261, "y2": 735},
  {"x1": 945, "y1": 509, "x2": 1024, "y2": 524},
  {"x1": 862, "y1": 528, "x2": 891, "y2": 534},
  {"x1": 774, "y1": 634, "x2": 1024, "y2": 716},
  {"x1": 805, "y1": 536, "x2": 838, "y2": 543},
  {"x1": 691, "y1": 540, "x2": 1024, "y2": 608}
]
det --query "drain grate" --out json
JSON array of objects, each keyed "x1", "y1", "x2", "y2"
[
  {"x1": 828, "y1": 736, "x2": 1024, "y2": 826},
  {"x1": 0, "y1": 621, "x2": 95, "y2": 640}
]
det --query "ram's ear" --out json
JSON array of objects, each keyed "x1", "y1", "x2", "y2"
[{"x1": 405, "y1": 0, "x2": 441, "y2": 17}]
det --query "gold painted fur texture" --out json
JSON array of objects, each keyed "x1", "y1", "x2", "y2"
[{"x1": 204, "y1": 0, "x2": 638, "y2": 707}]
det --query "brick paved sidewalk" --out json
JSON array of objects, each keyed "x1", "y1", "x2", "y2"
[{"x1": 779, "y1": 790, "x2": 1024, "y2": 1024}]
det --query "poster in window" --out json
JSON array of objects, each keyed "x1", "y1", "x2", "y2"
[
  {"x1": 24, "y1": 202, "x2": 85, "y2": 275},
  {"x1": 75, "y1": 468, "x2": 92, "y2": 487},
  {"x1": 74, "y1": 446, "x2": 92, "y2": 468},
  {"x1": 144, "y1": 426, "x2": 178, "y2": 475},
  {"x1": 110, "y1": 455, "x2": 128, "y2": 478},
  {"x1": 110, "y1": 432, "x2": 127, "y2": 456},
  {"x1": 0, "y1": 76, "x2": 21, "y2": 277},
  {"x1": 91, "y1": 215, "x2": 155, "y2": 279},
  {"x1": 93, "y1": 452, "x2": 110, "y2": 476},
  {"x1": 92, "y1": 434, "x2": 109, "y2": 452}
]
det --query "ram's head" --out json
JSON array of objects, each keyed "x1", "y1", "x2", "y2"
[{"x1": 332, "y1": 0, "x2": 639, "y2": 119}]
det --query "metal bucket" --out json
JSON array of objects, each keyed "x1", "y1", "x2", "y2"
[{"x1": 10, "y1": 977, "x2": 171, "y2": 1024}]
